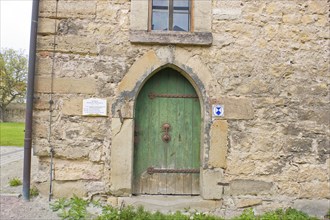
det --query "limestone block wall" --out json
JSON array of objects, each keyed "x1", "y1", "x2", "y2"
[{"x1": 33, "y1": 0, "x2": 329, "y2": 214}]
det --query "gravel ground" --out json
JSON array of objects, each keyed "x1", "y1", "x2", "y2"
[
  {"x1": 0, "y1": 196, "x2": 60, "y2": 220},
  {"x1": 0, "y1": 146, "x2": 60, "y2": 220}
]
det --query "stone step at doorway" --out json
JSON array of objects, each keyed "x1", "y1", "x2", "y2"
[{"x1": 107, "y1": 195, "x2": 222, "y2": 213}]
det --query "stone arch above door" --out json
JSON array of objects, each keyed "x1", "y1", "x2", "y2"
[
  {"x1": 110, "y1": 48, "x2": 217, "y2": 199},
  {"x1": 111, "y1": 47, "x2": 213, "y2": 119}
]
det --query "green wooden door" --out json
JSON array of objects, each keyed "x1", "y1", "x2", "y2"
[{"x1": 133, "y1": 68, "x2": 201, "y2": 195}]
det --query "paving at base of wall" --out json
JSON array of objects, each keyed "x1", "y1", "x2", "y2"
[
  {"x1": 0, "y1": 146, "x2": 60, "y2": 219},
  {"x1": 0, "y1": 196, "x2": 60, "y2": 220},
  {"x1": 0, "y1": 147, "x2": 24, "y2": 166}
]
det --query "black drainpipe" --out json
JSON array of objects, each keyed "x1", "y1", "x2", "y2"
[{"x1": 23, "y1": 0, "x2": 40, "y2": 201}]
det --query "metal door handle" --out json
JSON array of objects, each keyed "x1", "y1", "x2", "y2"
[{"x1": 162, "y1": 123, "x2": 171, "y2": 143}]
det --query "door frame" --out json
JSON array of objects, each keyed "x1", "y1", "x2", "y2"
[
  {"x1": 133, "y1": 67, "x2": 202, "y2": 195},
  {"x1": 110, "y1": 49, "x2": 214, "y2": 199}
]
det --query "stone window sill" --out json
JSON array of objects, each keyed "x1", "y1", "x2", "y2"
[{"x1": 129, "y1": 30, "x2": 212, "y2": 46}]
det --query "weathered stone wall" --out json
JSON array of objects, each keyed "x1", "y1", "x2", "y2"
[
  {"x1": 0, "y1": 103, "x2": 26, "y2": 122},
  {"x1": 33, "y1": 0, "x2": 329, "y2": 217}
]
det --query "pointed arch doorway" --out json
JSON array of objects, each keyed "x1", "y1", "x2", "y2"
[{"x1": 133, "y1": 67, "x2": 201, "y2": 195}]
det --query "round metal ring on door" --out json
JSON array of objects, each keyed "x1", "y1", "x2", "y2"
[{"x1": 162, "y1": 123, "x2": 171, "y2": 143}]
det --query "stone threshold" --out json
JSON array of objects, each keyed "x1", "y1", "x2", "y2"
[{"x1": 116, "y1": 195, "x2": 222, "y2": 212}]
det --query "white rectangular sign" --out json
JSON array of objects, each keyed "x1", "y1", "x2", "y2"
[{"x1": 83, "y1": 98, "x2": 107, "y2": 116}]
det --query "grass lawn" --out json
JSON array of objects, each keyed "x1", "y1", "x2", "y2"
[{"x1": 0, "y1": 122, "x2": 25, "y2": 147}]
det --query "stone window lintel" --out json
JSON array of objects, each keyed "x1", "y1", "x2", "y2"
[{"x1": 129, "y1": 30, "x2": 212, "y2": 46}]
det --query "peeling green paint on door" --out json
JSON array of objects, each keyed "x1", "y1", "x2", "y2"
[{"x1": 133, "y1": 68, "x2": 201, "y2": 195}]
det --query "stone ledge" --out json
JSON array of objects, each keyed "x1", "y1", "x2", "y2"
[
  {"x1": 130, "y1": 30, "x2": 213, "y2": 46},
  {"x1": 118, "y1": 195, "x2": 222, "y2": 212}
]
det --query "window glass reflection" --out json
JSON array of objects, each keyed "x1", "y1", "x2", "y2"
[
  {"x1": 152, "y1": 11, "x2": 168, "y2": 30},
  {"x1": 153, "y1": 0, "x2": 169, "y2": 7},
  {"x1": 173, "y1": 0, "x2": 189, "y2": 8},
  {"x1": 173, "y1": 13, "x2": 189, "y2": 31},
  {"x1": 173, "y1": 0, "x2": 189, "y2": 31}
]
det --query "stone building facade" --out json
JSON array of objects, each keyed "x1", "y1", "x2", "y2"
[{"x1": 33, "y1": 0, "x2": 329, "y2": 216}]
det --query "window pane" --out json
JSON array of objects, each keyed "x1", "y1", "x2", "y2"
[
  {"x1": 173, "y1": 0, "x2": 189, "y2": 8},
  {"x1": 173, "y1": 12, "x2": 189, "y2": 31},
  {"x1": 153, "y1": 0, "x2": 169, "y2": 7},
  {"x1": 152, "y1": 11, "x2": 169, "y2": 30},
  {"x1": 173, "y1": 0, "x2": 189, "y2": 31},
  {"x1": 152, "y1": 0, "x2": 190, "y2": 31}
]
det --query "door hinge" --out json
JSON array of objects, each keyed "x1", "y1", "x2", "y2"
[
  {"x1": 147, "y1": 167, "x2": 200, "y2": 174},
  {"x1": 148, "y1": 93, "x2": 198, "y2": 99}
]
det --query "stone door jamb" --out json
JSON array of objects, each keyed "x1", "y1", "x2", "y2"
[{"x1": 110, "y1": 48, "x2": 218, "y2": 199}]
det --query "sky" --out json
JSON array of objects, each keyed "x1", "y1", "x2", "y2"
[{"x1": 0, "y1": 0, "x2": 33, "y2": 55}]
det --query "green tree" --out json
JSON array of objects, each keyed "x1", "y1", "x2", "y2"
[{"x1": 0, "y1": 48, "x2": 28, "y2": 121}]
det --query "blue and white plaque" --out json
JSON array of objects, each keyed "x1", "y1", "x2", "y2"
[{"x1": 212, "y1": 104, "x2": 224, "y2": 117}]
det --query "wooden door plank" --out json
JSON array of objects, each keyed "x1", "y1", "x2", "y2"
[
  {"x1": 172, "y1": 71, "x2": 183, "y2": 195},
  {"x1": 184, "y1": 77, "x2": 194, "y2": 168},
  {"x1": 166, "y1": 70, "x2": 177, "y2": 170},
  {"x1": 175, "y1": 72, "x2": 186, "y2": 170},
  {"x1": 192, "y1": 89, "x2": 201, "y2": 169},
  {"x1": 174, "y1": 72, "x2": 187, "y2": 194},
  {"x1": 143, "y1": 78, "x2": 155, "y2": 194},
  {"x1": 157, "y1": 72, "x2": 169, "y2": 194},
  {"x1": 191, "y1": 173, "x2": 200, "y2": 195},
  {"x1": 166, "y1": 173, "x2": 176, "y2": 194},
  {"x1": 191, "y1": 84, "x2": 201, "y2": 195},
  {"x1": 145, "y1": 77, "x2": 159, "y2": 194},
  {"x1": 148, "y1": 173, "x2": 160, "y2": 194},
  {"x1": 133, "y1": 81, "x2": 150, "y2": 194},
  {"x1": 165, "y1": 70, "x2": 178, "y2": 194},
  {"x1": 182, "y1": 174, "x2": 192, "y2": 194},
  {"x1": 182, "y1": 81, "x2": 194, "y2": 194},
  {"x1": 140, "y1": 171, "x2": 149, "y2": 194},
  {"x1": 175, "y1": 174, "x2": 184, "y2": 194}
]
